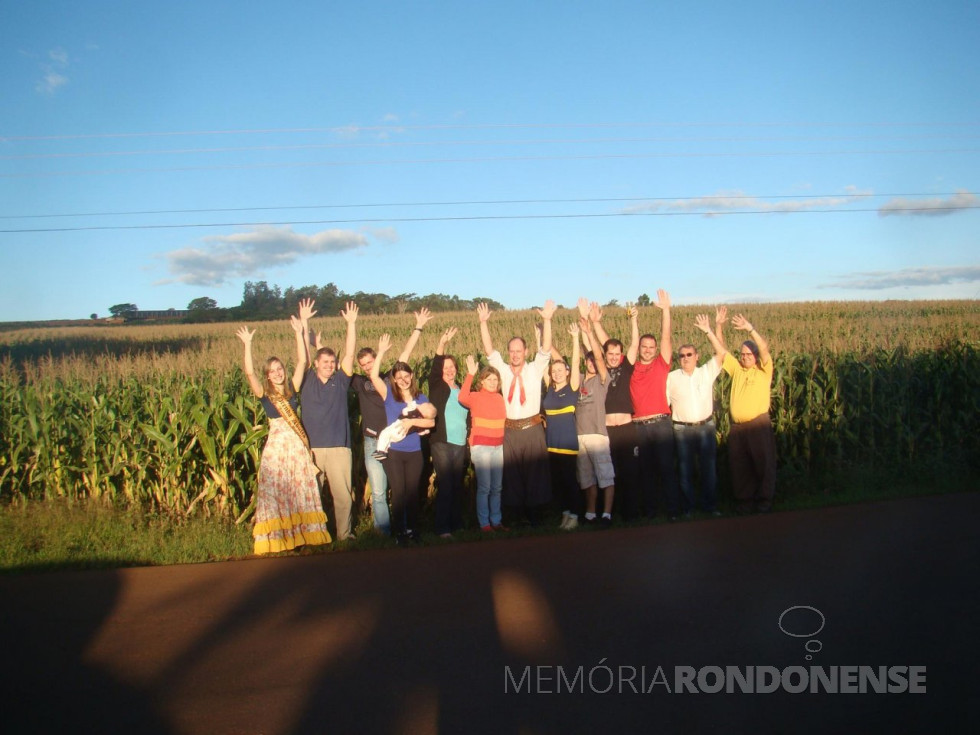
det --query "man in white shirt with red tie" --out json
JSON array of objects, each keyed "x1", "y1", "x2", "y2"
[{"x1": 478, "y1": 300, "x2": 555, "y2": 527}]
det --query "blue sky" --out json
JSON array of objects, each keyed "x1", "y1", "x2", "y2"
[{"x1": 1, "y1": 0, "x2": 978, "y2": 321}]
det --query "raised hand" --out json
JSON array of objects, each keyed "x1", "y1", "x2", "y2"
[
  {"x1": 440, "y1": 326, "x2": 458, "y2": 344},
  {"x1": 414, "y1": 307, "x2": 433, "y2": 330},
  {"x1": 235, "y1": 326, "x2": 255, "y2": 345},
  {"x1": 477, "y1": 302, "x2": 492, "y2": 323},
  {"x1": 537, "y1": 299, "x2": 557, "y2": 320},
  {"x1": 378, "y1": 333, "x2": 392, "y2": 354},
  {"x1": 732, "y1": 314, "x2": 753, "y2": 332},
  {"x1": 289, "y1": 315, "x2": 304, "y2": 334},
  {"x1": 694, "y1": 314, "x2": 711, "y2": 333},
  {"x1": 654, "y1": 289, "x2": 671, "y2": 310},
  {"x1": 568, "y1": 321, "x2": 580, "y2": 337},
  {"x1": 577, "y1": 297, "x2": 590, "y2": 319},
  {"x1": 298, "y1": 298, "x2": 317, "y2": 322},
  {"x1": 341, "y1": 301, "x2": 359, "y2": 323},
  {"x1": 589, "y1": 301, "x2": 603, "y2": 323},
  {"x1": 715, "y1": 305, "x2": 728, "y2": 325},
  {"x1": 465, "y1": 354, "x2": 478, "y2": 375}
]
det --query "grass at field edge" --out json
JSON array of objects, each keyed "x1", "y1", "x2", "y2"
[{"x1": 1, "y1": 462, "x2": 974, "y2": 574}]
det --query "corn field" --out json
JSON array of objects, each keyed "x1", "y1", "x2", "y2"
[{"x1": 1, "y1": 300, "x2": 978, "y2": 515}]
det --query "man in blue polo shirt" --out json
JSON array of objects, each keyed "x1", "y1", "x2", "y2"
[{"x1": 301, "y1": 301, "x2": 358, "y2": 540}]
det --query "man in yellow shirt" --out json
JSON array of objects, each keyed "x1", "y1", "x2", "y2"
[{"x1": 719, "y1": 313, "x2": 775, "y2": 514}]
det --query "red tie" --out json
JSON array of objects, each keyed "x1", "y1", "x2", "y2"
[{"x1": 508, "y1": 370, "x2": 526, "y2": 406}]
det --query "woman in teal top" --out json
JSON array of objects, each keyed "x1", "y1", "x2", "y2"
[{"x1": 428, "y1": 327, "x2": 470, "y2": 538}]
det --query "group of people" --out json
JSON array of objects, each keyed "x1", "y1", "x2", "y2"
[{"x1": 236, "y1": 293, "x2": 776, "y2": 554}]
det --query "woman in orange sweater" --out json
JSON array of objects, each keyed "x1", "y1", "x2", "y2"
[{"x1": 458, "y1": 354, "x2": 506, "y2": 531}]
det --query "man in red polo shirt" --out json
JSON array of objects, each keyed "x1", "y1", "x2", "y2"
[{"x1": 629, "y1": 289, "x2": 680, "y2": 519}]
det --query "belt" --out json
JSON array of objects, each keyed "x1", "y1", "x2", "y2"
[
  {"x1": 672, "y1": 418, "x2": 714, "y2": 426},
  {"x1": 505, "y1": 415, "x2": 543, "y2": 430},
  {"x1": 633, "y1": 413, "x2": 670, "y2": 424}
]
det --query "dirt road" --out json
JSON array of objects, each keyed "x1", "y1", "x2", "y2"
[{"x1": 2, "y1": 492, "x2": 977, "y2": 734}]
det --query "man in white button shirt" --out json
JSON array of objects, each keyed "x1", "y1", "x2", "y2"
[
  {"x1": 478, "y1": 300, "x2": 555, "y2": 526},
  {"x1": 666, "y1": 308, "x2": 727, "y2": 516}
]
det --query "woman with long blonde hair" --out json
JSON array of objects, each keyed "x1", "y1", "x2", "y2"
[{"x1": 236, "y1": 299, "x2": 330, "y2": 554}]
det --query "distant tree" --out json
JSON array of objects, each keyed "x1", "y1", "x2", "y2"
[
  {"x1": 636, "y1": 293, "x2": 651, "y2": 307},
  {"x1": 392, "y1": 293, "x2": 417, "y2": 314},
  {"x1": 109, "y1": 303, "x2": 138, "y2": 319},
  {"x1": 188, "y1": 296, "x2": 218, "y2": 311},
  {"x1": 604, "y1": 298, "x2": 620, "y2": 308},
  {"x1": 186, "y1": 296, "x2": 222, "y2": 323},
  {"x1": 283, "y1": 285, "x2": 319, "y2": 315},
  {"x1": 90, "y1": 313, "x2": 98, "y2": 320},
  {"x1": 240, "y1": 281, "x2": 284, "y2": 319}
]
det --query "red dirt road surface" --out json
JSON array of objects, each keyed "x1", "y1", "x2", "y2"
[{"x1": 2, "y1": 492, "x2": 977, "y2": 734}]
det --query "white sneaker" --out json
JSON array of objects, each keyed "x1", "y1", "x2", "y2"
[
  {"x1": 563, "y1": 516, "x2": 579, "y2": 531},
  {"x1": 559, "y1": 512, "x2": 571, "y2": 530}
]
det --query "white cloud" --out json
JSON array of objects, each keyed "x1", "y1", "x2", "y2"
[
  {"x1": 819, "y1": 265, "x2": 980, "y2": 291},
  {"x1": 361, "y1": 226, "x2": 399, "y2": 244},
  {"x1": 621, "y1": 188, "x2": 872, "y2": 216},
  {"x1": 160, "y1": 225, "x2": 370, "y2": 286},
  {"x1": 878, "y1": 190, "x2": 979, "y2": 217},
  {"x1": 35, "y1": 47, "x2": 70, "y2": 95},
  {"x1": 36, "y1": 72, "x2": 68, "y2": 94}
]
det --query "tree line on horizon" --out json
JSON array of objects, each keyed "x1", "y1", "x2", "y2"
[{"x1": 108, "y1": 281, "x2": 510, "y2": 323}]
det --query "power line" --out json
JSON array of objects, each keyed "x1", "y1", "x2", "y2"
[
  {"x1": 5, "y1": 134, "x2": 979, "y2": 161},
  {"x1": 5, "y1": 120, "x2": 979, "y2": 142},
  {"x1": 3, "y1": 148, "x2": 978, "y2": 179},
  {"x1": 0, "y1": 192, "x2": 967, "y2": 221},
  {"x1": 2, "y1": 205, "x2": 977, "y2": 234}
]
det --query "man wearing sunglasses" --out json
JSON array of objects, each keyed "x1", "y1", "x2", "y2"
[{"x1": 667, "y1": 307, "x2": 728, "y2": 517}]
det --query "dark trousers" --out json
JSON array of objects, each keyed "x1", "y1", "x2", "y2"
[
  {"x1": 607, "y1": 422, "x2": 640, "y2": 519},
  {"x1": 502, "y1": 424, "x2": 552, "y2": 509},
  {"x1": 729, "y1": 414, "x2": 776, "y2": 513},
  {"x1": 431, "y1": 441, "x2": 467, "y2": 534},
  {"x1": 635, "y1": 417, "x2": 679, "y2": 517},
  {"x1": 384, "y1": 449, "x2": 423, "y2": 535},
  {"x1": 549, "y1": 452, "x2": 581, "y2": 516}
]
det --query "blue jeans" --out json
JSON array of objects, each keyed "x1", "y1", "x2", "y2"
[
  {"x1": 363, "y1": 435, "x2": 390, "y2": 534},
  {"x1": 672, "y1": 420, "x2": 717, "y2": 513},
  {"x1": 471, "y1": 444, "x2": 503, "y2": 527}
]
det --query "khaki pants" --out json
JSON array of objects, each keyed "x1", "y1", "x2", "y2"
[{"x1": 312, "y1": 447, "x2": 354, "y2": 540}]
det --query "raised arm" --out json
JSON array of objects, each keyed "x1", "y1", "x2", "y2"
[
  {"x1": 430, "y1": 327, "x2": 458, "y2": 385},
  {"x1": 654, "y1": 289, "x2": 672, "y2": 363},
  {"x1": 580, "y1": 316, "x2": 609, "y2": 383},
  {"x1": 626, "y1": 303, "x2": 639, "y2": 364},
  {"x1": 589, "y1": 301, "x2": 611, "y2": 348},
  {"x1": 715, "y1": 305, "x2": 728, "y2": 351},
  {"x1": 537, "y1": 299, "x2": 556, "y2": 355},
  {"x1": 235, "y1": 326, "x2": 264, "y2": 398},
  {"x1": 340, "y1": 301, "x2": 358, "y2": 375},
  {"x1": 694, "y1": 313, "x2": 727, "y2": 366},
  {"x1": 370, "y1": 333, "x2": 392, "y2": 399},
  {"x1": 292, "y1": 298, "x2": 316, "y2": 389},
  {"x1": 458, "y1": 355, "x2": 478, "y2": 407},
  {"x1": 569, "y1": 322, "x2": 581, "y2": 392},
  {"x1": 290, "y1": 315, "x2": 308, "y2": 392},
  {"x1": 398, "y1": 307, "x2": 433, "y2": 363},
  {"x1": 732, "y1": 314, "x2": 771, "y2": 365},
  {"x1": 477, "y1": 302, "x2": 494, "y2": 357},
  {"x1": 435, "y1": 326, "x2": 457, "y2": 356}
]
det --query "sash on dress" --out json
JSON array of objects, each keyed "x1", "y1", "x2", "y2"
[{"x1": 267, "y1": 391, "x2": 311, "y2": 450}]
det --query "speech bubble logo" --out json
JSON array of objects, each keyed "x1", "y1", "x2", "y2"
[{"x1": 778, "y1": 605, "x2": 825, "y2": 660}]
